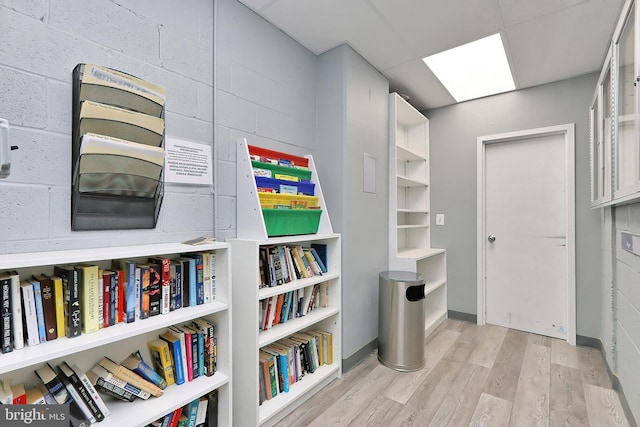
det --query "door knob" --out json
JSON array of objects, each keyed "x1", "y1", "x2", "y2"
[{"x1": 488, "y1": 235, "x2": 496, "y2": 242}]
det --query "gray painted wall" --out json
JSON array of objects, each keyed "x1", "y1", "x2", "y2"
[
  {"x1": 426, "y1": 73, "x2": 603, "y2": 338},
  {"x1": 610, "y1": 203, "x2": 640, "y2": 420},
  {"x1": 316, "y1": 45, "x2": 389, "y2": 361},
  {"x1": 0, "y1": 0, "x2": 215, "y2": 254},
  {"x1": 214, "y1": 0, "x2": 319, "y2": 240}
]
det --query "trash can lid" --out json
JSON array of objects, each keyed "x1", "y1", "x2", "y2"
[{"x1": 379, "y1": 270, "x2": 424, "y2": 283}]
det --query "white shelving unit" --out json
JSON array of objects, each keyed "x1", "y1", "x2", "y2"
[
  {"x1": 388, "y1": 92, "x2": 447, "y2": 334},
  {"x1": 232, "y1": 138, "x2": 341, "y2": 427},
  {"x1": 0, "y1": 242, "x2": 232, "y2": 427}
]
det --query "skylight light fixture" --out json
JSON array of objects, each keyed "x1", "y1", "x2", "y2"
[{"x1": 422, "y1": 33, "x2": 515, "y2": 102}]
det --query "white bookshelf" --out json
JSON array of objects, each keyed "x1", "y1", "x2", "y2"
[
  {"x1": 388, "y1": 92, "x2": 447, "y2": 334},
  {"x1": 232, "y1": 138, "x2": 341, "y2": 426},
  {"x1": 0, "y1": 242, "x2": 232, "y2": 427}
]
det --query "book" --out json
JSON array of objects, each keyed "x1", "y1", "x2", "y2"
[
  {"x1": 182, "y1": 253, "x2": 204, "y2": 305},
  {"x1": 146, "y1": 339, "x2": 175, "y2": 387},
  {"x1": 29, "y1": 278, "x2": 47, "y2": 343},
  {"x1": 59, "y1": 373, "x2": 97, "y2": 424},
  {"x1": 11, "y1": 383, "x2": 26, "y2": 404},
  {"x1": 78, "y1": 101, "x2": 164, "y2": 147},
  {"x1": 122, "y1": 351, "x2": 168, "y2": 389},
  {"x1": 315, "y1": 330, "x2": 333, "y2": 364},
  {"x1": 169, "y1": 260, "x2": 179, "y2": 311},
  {"x1": 5, "y1": 271, "x2": 23, "y2": 350},
  {"x1": 50, "y1": 275, "x2": 65, "y2": 339},
  {"x1": 310, "y1": 244, "x2": 328, "y2": 272},
  {"x1": 184, "y1": 398, "x2": 199, "y2": 427},
  {"x1": 186, "y1": 324, "x2": 205, "y2": 378},
  {"x1": 116, "y1": 269, "x2": 125, "y2": 323},
  {"x1": 75, "y1": 263, "x2": 100, "y2": 334},
  {"x1": 303, "y1": 248, "x2": 322, "y2": 276},
  {"x1": 209, "y1": 252, "x2": 217, "y2": 301},
  {"x1": 159, "y1": 329, "x2": 185, "y2": 385},
  {"x1": 20, "y1": 280, "x2": 40, "y2": 346},
  {"x1": 58, "y1": 361, "x2": 104, "y2": 422},
  {"x1": 138, "y1": 263, "x2": 151, "y2": 319},
  {"x1": 25, "y1": 386, "x2": 46, "y2": 404},
  {"x1": 70, "y1": 363, "x2": 111, "y2": 418},
  {"x1": 98, "y1": 356, "x2": 163, "y2": 397},
  {"x1": 116, "y1": 260, "x2": 137, "y2": 323},
  {"x1": 85, "y1": 369, "x2": 135, "y2": 402},
  {"x1": 169, "y1": 407, "x2": 183, "y2": 427},
  {"x1": 195, "y1": 396, "x2": 208, "y2": 427},
  {"x1": 148, "y1": 257, "x2": 171, "y2": 315},
  {"x1": 178, "y1": 325, "x2": 197, "y2": 380},
  {"x1": 144, "y1": 262, "x2": 162, "y2": 317},
  {"x1": 54, "y1": 265, "x2": 82, "y2": 338},
  {"x1": 75, "y1": 63, "x2": 166, "y2": 117},
  {"x1": 101, "y1": 270, "x2": 112, "y2": 327},
  {"x1": 205, "y1": 389, "x2": 218, "y2": 427},
  {"x1": 35, "y1": 363, "x2": 70, "y2": 405},
  {"x1": 258, "y1": 351, "x2": 273, "y2": 400},
  {"x1": 34, "y1": 274, "x2": 58, "y2": 340},
  {"x1": 201, "y1": 252, "x2": 211, "y2": 304},
  {"x1": 0, "y1": 273, "x2": 12, "y2": 353},
  {"x1": 168, "y1": 326, "x2": 193, "y2": 382}
]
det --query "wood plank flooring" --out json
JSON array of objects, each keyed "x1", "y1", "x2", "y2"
[{"x1": 274, "y1": 320, "x2": 633, "y2": 427}]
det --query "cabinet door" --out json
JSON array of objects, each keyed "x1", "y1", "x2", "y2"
[
  {"x1": 613, "y1": 0, "x2": 640, "y2": 199},
  {"x1": 591, "y1": 48, "x2": 613, "y2": 207}
]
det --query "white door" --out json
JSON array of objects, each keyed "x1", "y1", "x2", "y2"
[{"x1": 478, "y1": 125, "x2": 575, "y2": 342}]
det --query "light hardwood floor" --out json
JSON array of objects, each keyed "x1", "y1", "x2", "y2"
[{"x1": 274, "y1": 320, "x2": 634, "y2": 427}]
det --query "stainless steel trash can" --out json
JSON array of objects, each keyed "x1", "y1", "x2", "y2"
[{"x1": 378, "y1": 271, "x2": 426, "y2": 371}]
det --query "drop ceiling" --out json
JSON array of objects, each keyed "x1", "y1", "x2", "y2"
[{"x1": 237, "y1": 0, "x2": 625, "y2": 110}]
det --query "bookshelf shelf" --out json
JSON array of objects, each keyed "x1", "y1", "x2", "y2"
[
  {"x1": 389, "y1": 92, "x2": 447, "y2": 336},
  {"x1": 232, "y1": 147, "x2": 342, "y2": 427},
  {"x1": 231, "y1": 235, "x2": 341, "y2": 427},
  {"x1": 104, "y1": 371, "x2": 229, "y2": 427},
  {"x1": 258, "y1": 307, "x2": 340, "y2": 348},
  {"x1": 0, "y1": 242, "x2": 232, "y2": 427}
]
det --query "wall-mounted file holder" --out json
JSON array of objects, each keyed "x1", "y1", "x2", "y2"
[{"x1": 71, "y1": 63, "x2": 166, "y2": 230}]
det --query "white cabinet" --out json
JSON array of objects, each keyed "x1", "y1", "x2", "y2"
[
  {"x1": 388, "y1": 92, "x2": 447, "y2": 334},
  {"x1": 230, "y1": 235, "x2": 341, "y2": 427},
  {"x1": 592, "y1": 0, "x2": 640, "y2": 207},
  {"x1": 0, "y1": 242, "x2": 232, "y2": 427}
]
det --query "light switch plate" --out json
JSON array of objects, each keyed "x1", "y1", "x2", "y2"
[{"x1": 436, "y1": 214, "x2": 445, "y2": 226}]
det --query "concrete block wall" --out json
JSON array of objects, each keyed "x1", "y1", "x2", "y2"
[
  {"x1": 0, "y1": 0, "x2": 215, "y2": 254},
  {"x1": 613, "y1": 203, "x2": 640, "y2": 421},
  {"x1": 214, "y1": 0, "x2": 318, "y2": 240}
]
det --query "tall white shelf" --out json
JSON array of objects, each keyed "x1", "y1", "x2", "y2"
[
  {"x1": 389, "y1": 92, "x2": 447, "y2": 335},
  {"x1": 0, "y1": 242, "x2": 232, "y2": 427},
  {"x1": 232, "y1": 138, "x2": 341, "y2": 427}
]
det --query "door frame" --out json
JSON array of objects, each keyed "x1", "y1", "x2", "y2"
[{"x1": 476, "y1": 124, "x2": 576, "y2": 345}]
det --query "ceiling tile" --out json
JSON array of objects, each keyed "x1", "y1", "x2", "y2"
[
  {"x1": 257, "y1": 0, "x2": 416, "y2": 70},
  {"x1": 506, "y1": 0, "x2": 622, "y2": 87},
  {"x1": 384, "y1": 60, "x2": 456, "y2": 110},
  {"x1": 368, "y1": 0, "x2": 504, "y2": 57},
  {"x1": 498, "y1": 0, "x2": 587, "y2": 27}
]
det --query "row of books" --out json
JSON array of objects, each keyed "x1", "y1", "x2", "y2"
[
  {"x1": 259, "y1": 244, "x2": 328, "y2": 288},
  {"x1": 146, "y1": 389, "x2": 218, "y2": 427},
  {"x1": 259, "y1": 330, "x2": 333, "y2": 405},
  {"x1": 155, "y1": 318, "x2": 218, "y2": 386},
  {"x1": 0, "y1": 252, "x2": 216, "y2": 353},
  {"x1": 259, "y1": 283, "x2": 327, "y2": 331}
]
